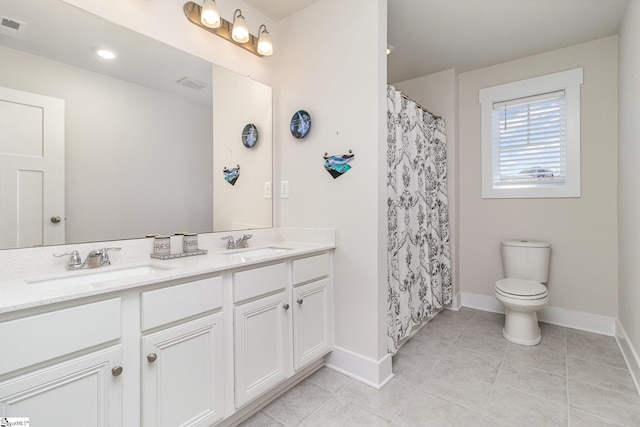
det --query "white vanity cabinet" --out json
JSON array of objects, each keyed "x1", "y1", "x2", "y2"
[
  {"x1": 0, "y1": 298, "x2": 123, "y2": 425},
  {"x1": 140, "y1": 276, "x2": 225, "y2": 427},
  {"x1": 232, "y1": 253, "x2": 333, "y2": 409},
  {"x1": 0, "y1": 243, "x2": 334, "y2": 426},
  {"x1": 233, "y1": 263, "x2": 290, "y2": 408},
  {"x1": 292, "y1": 254, "x2": 333, "y2": 370}
]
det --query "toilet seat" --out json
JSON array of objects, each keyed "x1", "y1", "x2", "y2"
[{"x1": 495, "y1": 278, "x2": 547, "y2": 300}]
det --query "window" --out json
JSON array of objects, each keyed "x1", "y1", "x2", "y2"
[{"x1": 480, "y1": 68, "x2": 583, "y2": 198}]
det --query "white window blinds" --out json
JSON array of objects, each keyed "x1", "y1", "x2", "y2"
[{"x1": 491, "y1": 91, "x2": 566, "y2": 188}]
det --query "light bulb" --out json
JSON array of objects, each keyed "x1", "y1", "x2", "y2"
[
  {"x1": 232, "y1": 9, "x2": 249, "y2": 43},
  {"x1": 200, "y1": 0, "x2": 220, "y2": 28},
  {"x1": 257, "y1": 25, "x2": 273, "y2": 56}
]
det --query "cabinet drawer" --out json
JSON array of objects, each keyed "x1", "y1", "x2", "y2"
[
  {"x1": 233, "y1": 263, "x2": 286, "y2": 303},
  {"x1": 292, "y1": 253, "x2": 330, "y2": 285},
  {"x1": 141, "y1": 276, "x2": 222, "y2": 331},
  {"x1": 0, "y1": 298, "x2": 121, "y2": 375}
]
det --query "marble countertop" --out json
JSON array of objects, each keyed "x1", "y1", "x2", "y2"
[{"x1": 0, "y1": 240, "x2": 335, "y2": 314}]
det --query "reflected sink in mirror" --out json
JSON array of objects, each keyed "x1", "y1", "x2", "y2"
[
  {"x1": 225, "y1": 247, "x2": 293, "y2": 262},
  {"x1": 26, "y1": 263, "x2": 174, "y2": 291}
]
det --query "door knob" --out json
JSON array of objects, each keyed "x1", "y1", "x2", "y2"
[
  {"x1": 50, "y1": 215, "x2": 61, "y2": 224},
  {"x1": 147, "y1": 353, "x2": 157, "y2": 363},
  {"x1": 111, "y1": 366, "x2": 123, "y2": 376}
]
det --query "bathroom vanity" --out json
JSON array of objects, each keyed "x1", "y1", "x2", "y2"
[{"x1": 0, "y1": 232, "x2": 334, "y2": 426}]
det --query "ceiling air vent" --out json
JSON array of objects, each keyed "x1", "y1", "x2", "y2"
[
  {"x1": 0, "y1": 16, "x2": 27, "y2": 39},
  {"x1": 176, "y1": 77, "x2": 208, "y2": 90}
]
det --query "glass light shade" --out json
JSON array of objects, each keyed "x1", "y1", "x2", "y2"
[
  {"x1": 232, "y1": 10, "x2": 250, "y2": 43},
  {"x1": 200, "y1": 0, "x2": 220, "y2": 28},
  {"x1": 257, "y1": 27, "x2": 273, "y2": 56}
]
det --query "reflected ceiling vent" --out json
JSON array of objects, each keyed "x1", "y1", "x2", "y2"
[
  {"x1": 176, "y1": 77, "x2": 209, "y2": 90},
  {"x1": 0, "y1": 16, "x2": 27, "y2": 39}
]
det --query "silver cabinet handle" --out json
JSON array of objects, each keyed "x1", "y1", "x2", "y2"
[
  {"x1": 50, "y1": 215, "x2": 62, "y2": 224},
  {"x1": 297, "y1": 298, "x2": 303, "y2": 305},
  {"x1": 283, "y1": 304, "x2": 290, "y2": 311},
  {"x1": 111, "y1": 366, "x2": 123, "y2": 376},
  {"x1": 147, "y1": 353, "x2": 157, "y2": 363}
]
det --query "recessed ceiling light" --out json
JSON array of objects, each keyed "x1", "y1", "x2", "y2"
[{"x1": 95, "y1": 48, "x2": 116, "y2": 59}]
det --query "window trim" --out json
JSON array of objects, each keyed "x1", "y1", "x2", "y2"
[{"x1": 479, "y1": 68, "x2": 583, "y2": 199}]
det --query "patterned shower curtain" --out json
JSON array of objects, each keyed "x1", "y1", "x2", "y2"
[{"x1": 387, "y1": 85, "x2": 452, "y2": 354}]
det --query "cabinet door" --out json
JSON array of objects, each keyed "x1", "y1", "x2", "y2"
[
  {"x1": 234, "y1": 292, "x2": 289, "y2": 408},
  {"x1": 141, "y1": 314, "x2": 224, "y2": 427},
  {"x1": 0, "y1": 346, "x2": 122, "y2": 426},
  {"x1": 293, "y1": 278, "x2": 333, "y2": 370}
]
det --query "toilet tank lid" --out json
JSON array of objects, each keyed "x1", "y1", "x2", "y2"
[{"x1": 501, "y1": 240, "x2": 550, "y2": 248}]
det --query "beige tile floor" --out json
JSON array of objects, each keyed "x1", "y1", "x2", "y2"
[{"x1": 239, "y1": 308, "x2": 640, "y2": 426}]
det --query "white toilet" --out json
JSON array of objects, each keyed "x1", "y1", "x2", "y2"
[{"x1": 494, "y1": 240, "x2": 551, "y2": 346}]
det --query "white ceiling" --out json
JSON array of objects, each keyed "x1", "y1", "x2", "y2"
[
  {"x1": 246, "y1": 0, "x2": 630, "y2": 84},
  {"x1": 244, "y1": 0, "x2": 319, "y2": 21}
]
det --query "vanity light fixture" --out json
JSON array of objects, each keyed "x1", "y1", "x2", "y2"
[
  {"x1": 200, "y1": 0, "x2": 220, "y2": 28},
  {"x1": 231, "y1": 9, "x2": 249, "y2": 43},
  {"x1": 257, "y1": 25, "x2": 273, "y2": 56},
  {"x1": 183, "y1": 1, "x2": 273, "y2": 57}
]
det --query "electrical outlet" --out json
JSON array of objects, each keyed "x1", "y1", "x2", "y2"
[
  {"x1": 264, "y1": 182, "x2": 272, "y2": 199},
  {"x1": 280, "y1": 181, "x2": 290, "y2": 199}
]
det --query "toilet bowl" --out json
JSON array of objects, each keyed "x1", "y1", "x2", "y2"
[
  {"x1": 495, "y1": 240, "x2": 551, "y2": 346},
  {"x1": 495, "y1": 278, "x2": 548, "y2": 345}
]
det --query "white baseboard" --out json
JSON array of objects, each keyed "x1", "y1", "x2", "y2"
[
  {"x1": 324, "y1": 346, "x2": 394, "y2": 390},
  {"x1": 446, "y1": 292, "x2": 463, "y2": 311},
  {"x1": 460, "y1": 292, "x2": 616, "y2": 336},
  {"x1": 615, "y1": 320, "x2": 640, "y2": 396}
]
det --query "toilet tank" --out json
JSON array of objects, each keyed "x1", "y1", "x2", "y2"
[{"x1": 500, "y1": 240, "x2": 551, "y2": 283}]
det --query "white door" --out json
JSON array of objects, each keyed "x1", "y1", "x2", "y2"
[
  {"x1": 0, "y1": 86, "x2": 65, "y2": 249},
  {"x1": 234, "y1": 291, "x2": 290, "y2": 408},
  {"x1": 141, "y1": 314, "x2": 225, "y2": 427}
]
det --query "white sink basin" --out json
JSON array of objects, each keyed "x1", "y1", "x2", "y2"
[
  {"x1": 225, "y1": 246, "x2": 292, "y2": 261},
  {"x1": 27, "y1": 263, "x2": 174, "y2": 291}
]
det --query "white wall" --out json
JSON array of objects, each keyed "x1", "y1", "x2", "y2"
[
  {"x1": 212, "y1": 66, "x2": 272, "y2": 231},
  {"x1": 394, "y1": 68, "x2": 459, "y2": 299},
  {"x1": 618, "y1": 0, "x2": 640, "y2": 362},
  {"x1": 274, "y1": 0, "x2": 388, "y2": 364},
  {"x1": 458, "y1": 37, "x2": 619, "y2": 317},
  {"x1": 0, "y1": 45, "x2": 213, "y2": 243}
]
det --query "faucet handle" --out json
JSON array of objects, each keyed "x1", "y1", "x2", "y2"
[
  {"x1": 53, "y1": 250, "x2": 83, "y2": 270},
  {"x1": 221, "y1": 236, "x2": 235, "y2": 249},
  {"x1": 100, "y1": 247, "x2": 121, "y2": 266}
]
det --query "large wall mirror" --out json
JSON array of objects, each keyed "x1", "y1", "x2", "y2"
[{"x1": 0, "y1": 0, "x2": 273, "y2": 250}]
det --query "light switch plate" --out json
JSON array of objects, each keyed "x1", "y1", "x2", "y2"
[
  {"x1": 264, "y1": 182, "x2": 272, "y2": 199},
  {"x1": 280, "y1": 181, "x2": 290, "y2": 199}
]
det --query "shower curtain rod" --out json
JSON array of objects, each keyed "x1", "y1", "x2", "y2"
[{"x1": 400, "y1": 92, "x2": 442, "y2": 120}]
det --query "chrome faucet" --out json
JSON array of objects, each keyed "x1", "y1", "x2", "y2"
[
  {"x1": 221, "y1": 234, "x2": 253, "y2": 250},
  {"x1": 54, "y1": 247, "x2": 121, "y2": 270}
]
